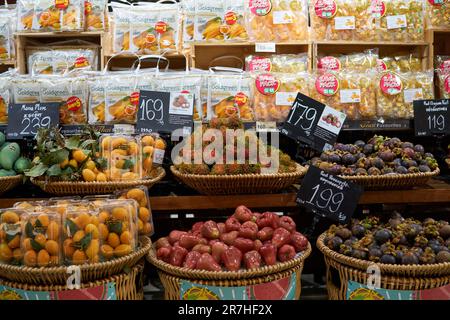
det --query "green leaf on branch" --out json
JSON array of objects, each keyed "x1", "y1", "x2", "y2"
[
  {"x1": 47, "y1": 164, "x2": 62, "y2": 177},
  {"x1": 25, "y1": 163, "x2": 49, "y2": 178}
]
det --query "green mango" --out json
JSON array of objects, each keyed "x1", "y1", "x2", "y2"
[
  {"x1": 0, "y1": 131, "x2": 5, "y2": 147},
  {"x1": 0, "y1": 142, "x2": 20, "y2": 170},
  {"x1": 14, "y1": 157, "x2": 32, "y2": 174},
  {"x1": 0, "y1": 169, "x2": 16, "y2": 177}
]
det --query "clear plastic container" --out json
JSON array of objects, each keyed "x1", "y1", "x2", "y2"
[
  {"x1": 13, "y1": 200, "x2": 49, "y2": 212},
  {"x1": 139, "y1": 133, "x2": 166, "y2": 178},
  {"x1": 116, "y1": 186, "x2": 154, "y2": 237},
  {"x1": 20, "y1": 209, "x2": 62, "y2": 267},
  {"x1": 0, "y1": 209, "x2": 25, "y2": 265},
  {"x1": 425, "y1": 0, "x2": 450, "y2": 29},
  {"x1": 100, "y1": 135, "x2": 142, "y2": 181},
  {"x1": 253, "y1": 72, "x2": 309, "y2": 122},
  {"x1": 247, "y1": 0, "x2": 309, "y2": 42}
]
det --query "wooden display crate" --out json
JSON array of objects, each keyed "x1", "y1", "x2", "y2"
[
  {"x1": 191, "y1": 41, "x2": 312, "y2": 70},
  {"x1": 0, "y1": 60, "x2": 15, "y2": 73}
]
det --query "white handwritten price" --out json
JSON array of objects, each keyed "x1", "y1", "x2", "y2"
[
  {"x1": 286, "y1": 101, "x2": 317, "y2": 131},
  {"x1": 428, "y1": 114, "x2": 445, "y2": 131},
  {"x1": 307, "y1": 184, "x2": 346, "y2": 221},
  {"x1": 20, "y1": 116, "x2": 52, "y2": 136},
  {"x1": 140, "y1": 98, "x2": 164, "y2": 123}
]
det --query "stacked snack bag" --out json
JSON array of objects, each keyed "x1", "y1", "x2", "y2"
[
  {"x1": 0, "y1": 4, "x2": 16, "y2": 62},
  {"x1": 436, "y1": 55, "x2": 450, "y2": 99},
  {"x1": 425, "y1": 0, "x2": 450, "y2": 29}
]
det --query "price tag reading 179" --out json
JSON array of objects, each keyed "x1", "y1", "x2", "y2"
[
  {"x1": 6, "y1": 103, "x2": 60, "y2": 139},
  {"x1": 296, "y1": 166, "x2": 363, "y2": 224}
]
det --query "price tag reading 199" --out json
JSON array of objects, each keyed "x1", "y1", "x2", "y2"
[
  {"x1": 307, "y1": 183, "x2": 345, "y2": 216},
  {"x1": 286, "y1": 100, "x2": 318, "y2": 131}
]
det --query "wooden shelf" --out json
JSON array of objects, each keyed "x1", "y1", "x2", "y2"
[
  {"x1": 0, "y1": 60, "x2": 15, "y2": 66},
  {"x1": 193, "y1": 41, "x2": 311, "y2": 47},
  {"x1": 15, "y1": 31, "x2": 104, "y2": 38},
  {"x1": 314, "y1": 40, "x2": 429, "y2": 46}
]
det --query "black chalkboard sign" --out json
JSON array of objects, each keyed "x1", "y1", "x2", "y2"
[
  {"x1": 136, "y1": 90, "x2": 193, "y2": 135},
  {"x1": 281, "y1": 93, "x2": 346, "y2": 152},
  {"x1": 414, "y1": 99, "x2": 450, "y2": 137},
  {"x1": 296, "y1": 166, "x2": 363, "y2": 224},
  {"x1": 6, "y1": 103, "x2": 60, "y2": 139}
]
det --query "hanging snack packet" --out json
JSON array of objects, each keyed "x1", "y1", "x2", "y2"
[
  {"x1": 12, "y1": 77, "x2": 41, "y2": 104},
  {"x1": 195, "y1": 0, "x2": 224, "y2": 41},
  {"x1": 0, "y1": 74, "x2": 10, "y2": 124},
  {"x1": 0, "y1": 9, "x2": 13, "y2": 61},
  {"x1": 425, "y1": 0, "x2": 450, "y2": 29},
  {"x1": 85, "y1": 0, "x2": 108, "y2": 31},
  {"x1": 61, "y1": 0, "x2": 84, "y2": 31},
  {"x1": 17, "y1": 0, "x2": 34, "y2": 31},
  {"x1": 111, "y1": 5, "x2": 131, "y2": 52},
  {"x1": 104, "y1": 74, "x2": 137, "y2": 124},
  {"x1": 87, "y1": 74, "x2": 106, "y2": 124},
  {"x1": 223, "y1": 0, "x2": 248, "y2": 41},
  {"x1": 33, "y1": 0, "x2": 62, "y2": 32},
  {"x1": 182, "y1": 0, "x2": 195, "y2": 43}
]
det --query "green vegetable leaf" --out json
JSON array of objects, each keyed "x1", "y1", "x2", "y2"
[
  {"x1": 25, "y1": 163, "x2": 49, "y2": 178},
  {"x1": 61, "y1": 166, "x2": 74, "y2": 175},
  {"x1": 80, "y1": 139, "x2": 96, "y2": 150},
  {"x1": 25, "y1": 222, "x2": 34, "y2": 239},
  {"x1": 95, "y1": 158, "x2": 108, "y2": 170},
  {"x1": 35, "y1": 219, "x2": 42, "y2": 228},
  {"x1": 41, "y1": 149, "x2": 69, "y2": 166},
  {"x1": 123, "y1": 159, "x2": 134, "y2": 170},
  {"x1": 6, "y1": 232, "x2": 17, "y2": 243},
  {"x1": 64, "y1": 219, "x2": 79, "y2": 236},
  {"x1": 47, "y1": 164, "x2": 62, "y2": 177},
  {"x1": 65, "y1": 136, "x2": 81, "y2": 150},
  {"x1": 30, "y1": 238, "x2": 44, "y2": 251},
  {"x1": 107, "y1": 220, "x2": 123, "y2": 235},
  {"x1": 79, "y1": 232, "x2": 93, "y2": 251}
]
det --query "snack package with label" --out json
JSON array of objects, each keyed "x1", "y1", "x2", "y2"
[
  {"x1": 87, "y1": 74, "x2": 106, "y2": 124},
  {"x1": 377, "y1": 54, "x2": 422, "y2": 72},
  {"x1": 39, "y1": 76, "x2": 88, "y2": 125},
  {"x1": 309, "y1": 71, "x2": 376, "y2": 120},
  {"x1": 100, "y1": 135, "x2": 142, "y2": 181},
  {"x1": 317, "y1": 49, "x2": 379, "y2": 72},
  {"x1": 11, "y1": 77, "x2": 41, "y2": 104},
  {"x1": 127, "y1": 2, "x2": 180, "y2": 54},
  {"x1": 20, "y1": 209, "x2": 62, "y2": 267},
  {"x1": 207, "y1": 73, "x2": 254, "y2": 121},
  {"x1": 116, "y1": 186, "x2": 154, "y2": 236},
  {"x1": 154, "y1": 73, "x2": 203, "y2": 121},
  {"x1": 0, "y1": 208, "x2": 25, "y2": 265},
  {"x1": 0, "y1": 74, "x2": 10, "y2": 124},
  {"x1": 246, "y1": 54, "x2": 309, "y2": 73},
  {"x1": 111, "y1": 3, "x2": 131, "y2": 52},
  {"x1": 376, "y1": 71, "x2": 434, "y2": 119},
  {"x1": 17, "y1": 0, "x2": 35, "y2": 31},
  {"x1": 310, "y1": 0, "x2": 374, "y2": 41},
  {"x1": 84, "y1": 0, "x2": 108, "y2": 31},
  {"x1": 139, "y1": 134, "x2": 166, "y2": 179},
  {"x1": 253, "y1": 72, "x2": 309, "y2": 122},
  {"x1": 182, "y1": 0, "x2": 195, "y2": 43},
  {"x1": 28, "y1": 49, "x2": 96, "y2": 75},
  {"x1": 425, "y1": 0, "x2": 450, "y2": 29},
  {"x1": 195, "y1": 0, "x2": 224, "y2": 41},
  {"x1": 90, "y1": 199, "x2": 138, "y2": 261},
  {"x1": 33, "y1": 0, "x2": 62, "y2": 32},
  {"x1": 372, "y1": 0, "x2": 425, "y2": 42},
  {"x1": 60, "y1": 0, "x2": 84, "y2": 31},
  {"x1": 223, "y1": 0, "x2": 248, "y2": 41},
  {"x1": 62, "y1": 203, "x2": 102, "y2": 264},
  {"x1": 437, "y1": 70, "x2": 450, "y2": 99},
  {"x1": 0, "y1": 9, "x2": 15, "y2": 61},
  {"x1": 435, "y1": 55, "x2": 450, "y2": 74},
  {"x1": 247, "y1": 0, "x2": 309, "y2": 42},
  {"x1": 104, "y1": 74, "x2": 138, "y2": 124}
]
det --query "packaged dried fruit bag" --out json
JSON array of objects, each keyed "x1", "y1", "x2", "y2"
[
  {"x1": 182, "y1": 0, "x2": 195, "y2": 43},
  {"x1": 11, "y1": 77, "x2": 41, "y2": 104},
  {"x1": 339, "y1": 49, "x2": 379, "y2": 72},
  {"x1": 100, "y1": 135, "x2": 142, "y2": 181},
  {"x1": 246, "y1": 54, "x2": 309, "y2": 73},
  {"x1": 437, "y1": 70, "x2": 450, "y2": 99},
  {"x1": 139, "y1": 133, "x2": 166, "y2": 178},
  {"x1": 87, "y1": 74, "x2": 106, "y2": 124},
  {"x1": 0, "y1": 9, "x2": 13, "y2": 61},
  {"x1": 195, "y1": 0, "x2": 224, "y2": 41},
  {"x1": 39, "y1": 75, "x2": 88, "y2": 124},
  {"x1": 104, "y1": 74, "x2": 138, "y2": 123},
  {"x1": 116, "y1": 186, "x2": 154, "y2": 236},
  {"x1": 84, "y1": 0, "x2": 107, "y2": 31},
  {"x1": 223, "y1": 0, "x2": 248, "y2": 41},
  {"x1": 28, "y1": 49, "x2": 96, "y2": 75},
  {"x1": 33, "y1": 0, "x2": 62, "y2": 32},
  {"x1": 17, "y1": 0, "x2": 35, "y2": 31},
  {"x1": 372, "y1": 0, "x2": 425, "y2": 42},
  {"x1": 0, "y1": 209, "x2": 24, "y2": 265},
  {"x1": 111, "y1": 4, "x2": 131, "y2": 52},
  {"x1": 247, "y1": 0, "x2": 309, "y2": 42},
  {"x1": 21, "y1": 209, "x2": 62, "y2": 267},
  {"x1": 425, "y1": 0, "x2": 450, "y2": 28},
  {"x1": 60, "y1": 0, "x2": 84, "y2": 31},
  {"x1": 376, "y1": 71, "x2": 434, "y2": 119},
  {"x1": 208, "y1": 72, "x2": 254, "y2": 121},
  {"x1": 435, "y1": 55, "x2": 450, "y2": 75},
  {"x1": 253, "y1": 72, "x2": 309, "y2": 122},
  {"x1": 0, "y1": 74, "x2": 10, "y2": 124}
]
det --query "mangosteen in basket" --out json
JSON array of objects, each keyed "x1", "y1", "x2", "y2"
[
  {"x1": 328, "y1": 153, "x2": 341, "y2": 164},
  {"x1": 419, "y1": 248, "x2": 436, "y2": 265},
  {"x1": 334, "y1": 143, "x2": 345, "y2": 151},
  {"x1": 401, "y1": 251, "x2": 419, "y2": 265},
  {"x1": 339, "y1": 244, "x2": 353, "y2": 256},
  {"x1": 380, "y1": 254, "x2": 396, "y2": 264},
  {"x1": 371, "y1": 157, "x2": 385, "y2": 169},
  {"x1": 419, "y1": 165, "x2": 431, "y2": 173},
  {"x1": 368, "y1": 247, "x2": 383, "y2": 262},
  {"x1": 342, "y1": 167, "x2": 356, "y2": 176},
  {"x1": 355, "y1": 168, "x2": 368, "y2": 176},
  {"x1": 395, "y1": 166, "x2": 408, "y2": 174},
  {"x1": 329, "y1": 164, "x2": 343, "y2": 175},
  {"x1": 342, "y1": 153, "x2": 356, "y2": 165},
  {"x1": 348, "y1": 145, "x2": 358, "y2": 154},
  {"x1": 382, "y1": 167, "x2": 394, "y2": 175},
  {"x1": 363, "y1": 144, "x2": 374, "y2": 155},
  {"x1": 406, "y1": 223, "x2": 423, "y2": 239},
  {"x1": 402, "y1": 148, "x2": 415, "y2": 159},
  {"x1": 395, "y1": 250, "x2": 404, "y2": 264},
  {"x1": 375, "y1": 229, "x2": 392, "y2": 244},
  {"x1": 335, "y1": 227, "x2": 352, "y2": 240},
  {"x1": 436, "y1": 251, "x2": 450, "y2": 263},
  {"x1": 357, "y1": 158, "x2": 371, "y2": 169},
  {"x1": 351, "y1": 224, "x2": 366, "y2": 238},
  {"x1": 352, "y1": 249, "x2": 367, "y2": 260},
  {"x1": 354, "y1": 140, "x2": 365, "y2": 149},
  {"x1": 327, "y1": 236, "x2": 343, "y2": 251},
  {"x1": 355, "y1": 152, "x2": 365, "y2": 160},
  {"x1": 378, "y1": 150, "x2": 395, "y2": 162},
  {"x1": 320, "y1": 153, "x2": 330, "y2": 162},
  {"x1": 414, "y1": 144, "x2": 425, "y2": 154},
  {"x1": 392, "y1": 158, "x2": 402, "y2": 167},
  {"x1": 368, "y1": 167, "x2": 381, "y2": 176},
  {"x1": 424, "y1": 152, "x2": 434, "y2": 159},
  {"x1": 439, "y1": 225, "x2": 450, "y2": 239},
  {"x1": 401, "y1": 141, "x2": 414, "y2": 149},
  {"x1": 408, "y1": 166, "x2": 420, "y2": 173}
]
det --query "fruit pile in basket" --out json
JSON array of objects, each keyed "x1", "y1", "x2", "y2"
[
  {"x1": 324, "y1": 213, "x2": 450, "y2": 264},
  {"x1": 155, "y1": 205, "x2": 309, "y2": 271},
  {"x1": 25, "y1": 127, "x2": 165, "y2": 182},
  {"x1": 0, "y1": 132, "x2": 31, "y2": 177},
  {"x1": 174, "y1": 117, "x2": 298, "y2": 175},
  {"x1": 311, "y1": 135, "x2": 439, "y2": 176}
]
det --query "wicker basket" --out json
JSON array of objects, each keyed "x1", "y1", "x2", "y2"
[
  {"x1": 317, "y1": 233, "x2": 450, "y2": 300},
  {"x1": 0, "y1": 237, "x2": 152, "y2": 286},
  {"x1": 0, "y1": 175, "x2": 23, "y2": 194},
  {"x1": 147, "y1": 243, "x2": 311, "y2": 300},
  {"x1": 0, "y1": 262, "x2": 144, "y2": 300},
  {"x1": 339, "y1": 168, "x2": 440, "y2": 190},
  {"x1": 171, "y1": 164, "x2": 307, "y2": 195},
  {"x1": 30, "y1": 167, "x2": 165, "y2": 195}
]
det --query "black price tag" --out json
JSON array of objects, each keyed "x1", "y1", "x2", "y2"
[
  {"x1": 296, "y1": 166, "x2": 363, "y2": 224},
  {"x1": 281, "y1": 93, "x2": 346, "y2": 152},
  {"x1": 414, "y1": 99, "x2": 450, "y2": 136},
  {"x1": 136, "y1": 90, "x2": 194, "y2": 135},
  {"x1": 6, "y1": 103, "x2": 60, "y2": 139}
]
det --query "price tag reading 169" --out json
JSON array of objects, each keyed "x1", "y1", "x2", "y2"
[{"x1": 139, "y1": 98, "x2": 164, "y2": 124}]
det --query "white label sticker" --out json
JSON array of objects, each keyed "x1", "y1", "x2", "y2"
[
  {"x1": 113, "y1": 124, "x2": 135, "y2": 135},
  {"x1": 386, "y1": 15, "x2": 407, "y2": 29},
  {"x1": 255, "y1": 42, "x2": 276, "y2": 53},
  {"x1": 340, "y1": 89, "x2": 361, "y2": 103},
  {"x1": 334, "y1": 16, "x2": 356, "y2": 30},
  {"x1": 273, "y1": 11, "x2": 294, "y2": 24},
  {"x1": 275, "y1": 92, "x2": 297, "y2": 106},
  {"x1": 153, "y1": 148, "x2": 165, "y2": 164},
  {"x1": 183, "y1": 126, "x2": 192, "y2": 136},
  {"x1": 404, "y1": 88, "x2": 423, "y2": 103},
  {"x1": 256, "y1": 121, "x2": 278, "y2": 132}
]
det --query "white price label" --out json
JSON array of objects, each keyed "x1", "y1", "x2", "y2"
[
  {"x1": 256, "y1": 121, "x2": 278, "y2": 132},
  {"x1": 404, "y1": 88, "x2": 423, "y2": 103},
  {"x1": 387, "y1": 15, "x2": 407, "y2": 29},
  {"x1": 273, "y1": 11, "x2": 293, "y2": 24},
  {"x1": 113, "y1": 124, "x2": 135, "y2": 135},
  {"x1": 255, "y1": 42, "x2": 276, "y2": 53},
  {"x1": 334, "y1": 16, "x2": 355, "y2": 30},
  {"x1": 275, "y1": 92, "x2": 297, "y2": 106},
  {"x1": 153, "y1": 148, "x2": 165, "y2": 164},
  {"x1": 340, "y1": 89, "x2": 361, "y2": 103}
]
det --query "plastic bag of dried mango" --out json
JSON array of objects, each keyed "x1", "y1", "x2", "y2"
[
  {"x1": 252, "y1": 72, "x2": 309, "y2": 122},
  {"x1": 0, "y1": 8, "x2": 15, "y2": 61},
  {"x1": 376, "y1": 70, "x2": 434, "y2": 119},
  {"x1": 425, "y1": 0, "x2": 450, "y2": 29},
  {"x1": 84, "y1": 0, "x2": 108, "y2": 31},
  {"x1": 246, "y1": 0, "x2": 309, "y2": 42},
  {"x1": 437, "y1": 70, "x2": 450, "y2": 99},
  {"x1": 0, "y1": 74, "x2": 10, "y2": 124}
]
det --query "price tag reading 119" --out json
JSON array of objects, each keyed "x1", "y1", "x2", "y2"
[
  {"x1": 413, "y1": 99, "x2": 450, "y2": 137},
  {"x1": 428, "y1": 114, "x2": 445, "y2": 132}
]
